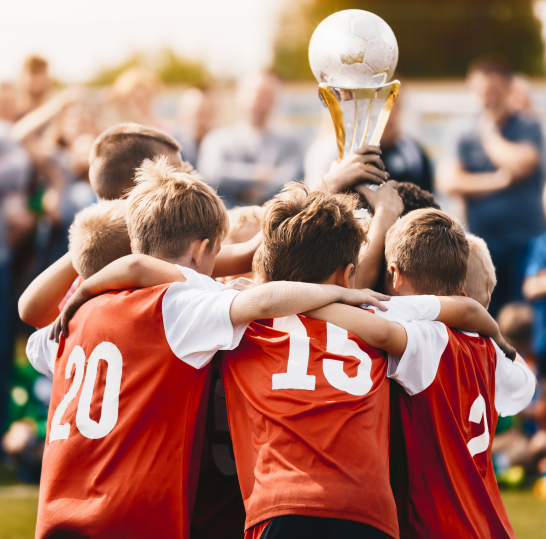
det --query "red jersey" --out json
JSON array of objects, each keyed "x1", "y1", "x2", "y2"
[
  {"x1": 221, "y1": 314, "x2": 399, "y2": 539},
  {"x1": 377, "y1": 315, "x2": 536, "y2": 539},
  {"x1": 27, "y1": 266, "x2": 247, "y2": 539}
]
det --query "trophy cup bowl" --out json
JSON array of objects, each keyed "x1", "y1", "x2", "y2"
[{"x1": 309, "y1": 9, "x2": 400, "y2": 162}]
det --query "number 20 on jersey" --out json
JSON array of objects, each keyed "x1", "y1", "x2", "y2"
[{"x1": 49, "y1": 342, "x2": 123, "y2": 443}]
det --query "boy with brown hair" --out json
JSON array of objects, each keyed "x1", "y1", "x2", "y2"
[
  {"x1": 26, "y1": 158, "x2": 385, "y2": 539},
  {"x1": 54, "y1": 183, "x2": 508, "y2": 539},
  {"x1": 311, "y1": 208, "x2": 535, "y2": 538}
]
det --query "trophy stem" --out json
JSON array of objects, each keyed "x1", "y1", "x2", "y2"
[{"x1": 319, "y1": 80, "x2": 400, "y2": 162}]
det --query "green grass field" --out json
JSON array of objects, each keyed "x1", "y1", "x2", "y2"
[{"x1": 0, "y1": 479, "x2": 544, "y2": 538}]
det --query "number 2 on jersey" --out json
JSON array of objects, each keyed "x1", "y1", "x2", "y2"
[
  {"x1": 49, "y1": 342, "x2": 123, "y2": 443},
  {"x1": 272, "y1": 316, "x2": 373, "y2": 396},
  {"x1": 467, "y1": 394, "x2": 490, "y2": 457}
]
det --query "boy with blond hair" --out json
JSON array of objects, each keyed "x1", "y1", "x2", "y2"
[
  {"x1": 311, "y1": 209, "x2": 535, "y2": 539},
  {"x1": 226, "y1": 206, "x2": 264, "y2": 245},
  {"x1": 55, "y1": 183, "x2": 510, "y2": 539},
  {"x1": 26, "y1": 158, "x2": 385, "y2": 539},
  {"x1": 68, "y1": 200, "x2": 131, "y2": 280},
  {"x1": 463, "y1": 232, "x2": 497, "y2": 309}
]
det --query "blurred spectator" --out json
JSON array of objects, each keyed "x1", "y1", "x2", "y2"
[
  {"x1": 175, "y1": 87, "x2": 216, "y2": 168},
  {"x1": 509, "y1": 75, "x2": 535, "y2": 115},
  {"x1": 16, "y1": 55, "x2": 51, "y2": 119},
  {"x1": 492, "y1": 303, "x2": 546, "y2": 482},
  {"x1": 0, "y1": 83, "x2": 18, "y2": 124},
  {"x1": 0, "y1": 125, "x2": 32, "y2": 432},
  {"x1": 523, "y1": 231, "x2": 546, "y2": 380},
  {"x1": 198, "y1": 71, "x2": 304, "y2": 208},
  {"x1": 437, "y1": 59, "x2": 545, "y2": 317},
  {"x1": 13, "y1": 88, "x2": 100, "y2": 266},
  {"x1": 111, "y1": 67, "x2": 163, "y2": 129},
  {"x1": 304, "y1": 112, "x2": 337, "y2": 186},
  {"x1": 379, "y1": 91, "x2": 433, "y2": 192}
]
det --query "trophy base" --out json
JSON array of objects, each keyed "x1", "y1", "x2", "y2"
[{"x1": 319, "y1": 80, "x2": 400, "y2": 162}]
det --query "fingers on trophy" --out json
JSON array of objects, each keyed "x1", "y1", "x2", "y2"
[{"x1": 309, "y1": 10, "x2": 400, "y2": 191}]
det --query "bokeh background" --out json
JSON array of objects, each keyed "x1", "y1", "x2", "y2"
[{"x1": 1, "y1": 1, "x2": 546, "y2": 537}]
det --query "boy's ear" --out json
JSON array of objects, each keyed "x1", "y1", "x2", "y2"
[
  {"x1": 460, "y1": 291, "x2": 469, "y2": 298},
  {"x1": 193, "y1": 239, "x2": 211, "y2": 269},
  {"x1": 389, "y1": 263, "x2": 403, "y2": 293},
  {"x1": 336, "y1": 263, "x2": 354, "y2": 289}
]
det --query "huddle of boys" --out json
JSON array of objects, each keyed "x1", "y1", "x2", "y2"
[{"x1": 20, "y1": 122, "x2": 536, "y2": 539}]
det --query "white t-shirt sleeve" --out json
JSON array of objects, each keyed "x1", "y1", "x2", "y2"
[
  {"x1": 162, "y1": 282, "x2": 248, "y2": 370},
  {"x1": 386, "y1": 320, "x2": 449, "y2": 396},
  {"x1": 367, "y1": 295, "x2": 441, "y2": 323},
  {"x1": 493, "y1": 340, "x2": 536, "y2": 417},
  {"x1": 26, "y1": 325, "x2": 58, "y2": 379}
]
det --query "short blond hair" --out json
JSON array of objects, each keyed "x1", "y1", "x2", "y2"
[
  {"x1": 127, "y1": 156, "x2": 229, "y2": 258},
  {"x1": 262, "y1": 182, "x2": 366, "y2": 283},
  {"x1": 112, "y1": 67, "x2": 161, "y2": 100},
  {"x1": 464, "y1": 233, "x2": 496, "y2": 308},
  {"x1": 22, "y1": 55, "x2": 48, "y2": 74},
  {"x1": 226, "y1": 206, "x2": 264, "y2": 243},
  {"x1": 69, "y1": 200, "x2": 131, "y2": 279},
  {"x1": 385, "y1": 208, "x2": 469, "y2": 296}
]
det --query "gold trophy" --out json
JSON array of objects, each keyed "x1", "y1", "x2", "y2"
[{"x1": 309, "y1": 10, "x2": 400, "y2": 165}]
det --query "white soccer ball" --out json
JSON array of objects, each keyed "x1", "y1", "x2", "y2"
[{"x1": 309, "y1": 9, "x2": 398, "y2": 88}]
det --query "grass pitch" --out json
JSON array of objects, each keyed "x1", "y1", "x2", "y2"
[{"x1": 0, "y1": 482, "x2": 544, "y2": 538}]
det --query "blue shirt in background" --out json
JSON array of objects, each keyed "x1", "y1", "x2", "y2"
[
  {"x1": 525, "y1": 232, "x2": 546, "y2": 357},
  {"x1": 457, "y1": 114, "x2": 546, "y2": 250}
]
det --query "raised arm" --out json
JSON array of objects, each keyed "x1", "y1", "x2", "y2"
[
  {"x1": 354, "y1": 181, "x2": 404, "y2": 289},
  {"x1": 211, "y1": 232, "x2": 262, "y2": 278},
  {"x1": 19, "y1": 252, "x2": 79, "y2": 328},
  {"x1": 315, "y1": 146, "x2": 389, "y2": 192}
]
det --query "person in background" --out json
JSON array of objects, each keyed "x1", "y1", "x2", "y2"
[
  {"x1": 14, "y1": 88, "x2": 101, "y2": 267},
  {"x1": 175, "y1": 87, "x2": 216, "y2": 168},
  {"x1": 0, "y1": 83, "x2": 19, "y2": 126},
  {"x1": 437, "y1": 59, "x2": 545, "y2": 317},
  {"x1": 16, "y1": 56, "x2": 51, "y2": 119},
  {"x1": 509, "y1": 75, "x2": 535, "y2": 115},
  {"x1": 523, "y1": 231, "x2": 546, "y2": 382},
  {"x1": 493, "y1": 303, "x2": 546, "y2": 482},
  {"x1": 0, "y1": 120, "x2": 32, "y2": 433},
  {"x1": 379, "y1": 88, "x2": 433, "y2": 192},
  {"x1": 111, "y1": 67, "x2": 163, "y2": 130},
  {"x1": 198, "y1": 71, "x2": 304, "y2": 208}
]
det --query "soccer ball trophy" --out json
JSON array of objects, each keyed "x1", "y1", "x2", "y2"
[{"x1": 309, "y1": 10, "x2": 400, "y2": 161}]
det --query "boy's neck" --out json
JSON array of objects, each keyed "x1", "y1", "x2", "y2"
[{"x1": 159, "y1": 254, "x2": 194, "y2": 269}]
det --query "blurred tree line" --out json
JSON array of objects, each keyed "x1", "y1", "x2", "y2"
[
  {"x1": 273, "y1": 0, "x2": 545, "y2": 80},
  {"x1": 90, "y1": 49, "x2": 211, "y2": 86}
]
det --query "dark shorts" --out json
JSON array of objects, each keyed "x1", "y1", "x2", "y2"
[{"x1": 258, "y1": 515, "x2": 388, "y2": 539}]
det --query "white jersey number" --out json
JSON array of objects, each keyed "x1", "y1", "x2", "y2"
[
  {"x1": 467, "y1": 394, "x2": 490, "y2": 457},
  {"x1": 49, "y1": 342, "x2": 123, "y2": 443},
  {"x1": 272, "y1": 316, "x2": 373, "y2": 396}
]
